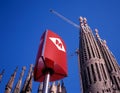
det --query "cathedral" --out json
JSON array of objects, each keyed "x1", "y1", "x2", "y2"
[{"x1": 79, "y1": 17, "x2": 120, "y2": 93}]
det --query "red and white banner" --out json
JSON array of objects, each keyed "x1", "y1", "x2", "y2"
[{"x1": 34, "y1": 29, "x2": 68, "y2": 82}]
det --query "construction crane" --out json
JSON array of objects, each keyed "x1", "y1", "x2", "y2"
[
  {"x1": 50, "y1": 9, "x2": 83, "y2": 93},
  {"x1": 50, "y1": 9, "x2": 80, "y2": 29}
]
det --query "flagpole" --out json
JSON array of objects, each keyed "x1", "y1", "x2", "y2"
[{"x1": 42, "y1": 71, "x2": 50, "y2": 93}]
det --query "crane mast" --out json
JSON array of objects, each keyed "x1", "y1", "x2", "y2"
[{"x1": 50, "y1": 9, "x2": 80, "y2": 29}]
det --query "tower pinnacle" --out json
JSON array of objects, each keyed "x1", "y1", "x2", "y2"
[
  {"x1": 5, "y1": 67, "x2": 18, "y2": 93},
  {"x1": 95, "y1": 29, "x2": 100, "y2": 38},
  {"x1": 21, "y1": 64, "x2": 33, "y2": 93},
  {"x1": 13, "y1": 66, "x2": 26, "y2": 93},
  {"x1": 38, "y1": 82, "x2": 43, "y2": 93},
  {"x1": 79, "y1": 16, "x2": 83, "y2": 23},
  {"x1": 50, "y1": 82, "x2": 57, "y2": 93},
  {"x1": 0, "y1": 69, "x2": 5, "y2": 83},
  {"x1": 57, "y1": 81, "x2": 62, "y2": 93},
  {"x1": 83, "y1": 17, "x2": 87, "y2": 24}
]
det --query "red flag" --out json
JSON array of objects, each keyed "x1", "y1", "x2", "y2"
[{"x1": 34, "y1": 29, "x2": 68, "y2": 82}]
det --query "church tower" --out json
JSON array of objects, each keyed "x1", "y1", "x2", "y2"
[
  {"x1": 79, "y1": 17, "x2": 112, "y2": 93},
  {"x1": 95, "y1": 29, "x2": 120, "y2": 93}
]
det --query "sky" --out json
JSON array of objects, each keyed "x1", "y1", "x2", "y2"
[{"x1": 0, "y1": 0, "x2": 120, "y2": 93}]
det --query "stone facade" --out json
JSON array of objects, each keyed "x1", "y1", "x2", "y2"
[{"x1": 79, "y1": 17, "x2": 120, "y2": 93}]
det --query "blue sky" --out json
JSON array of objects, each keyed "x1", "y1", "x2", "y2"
[{"x1": 0, "y1": 0, "x2": 120, "y2": 93}]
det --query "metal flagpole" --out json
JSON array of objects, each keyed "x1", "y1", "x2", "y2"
[{"x1": 42, "y1": 71, "x2": 50, "y2": 93}]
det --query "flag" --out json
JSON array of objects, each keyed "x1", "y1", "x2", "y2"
[{"x1": 34, "y1": 29, "x2": 68, "y2": 82}]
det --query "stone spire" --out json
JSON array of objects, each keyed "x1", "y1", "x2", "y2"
[
  {"x1": 95, "y1": 29, "x2": 120, "y2": 92},
  {"x1": 49, "y1": 82, "x2": 57, "y2": 93},
  {"x1": 13, "y1": 66, "x2": 26, "y2": 93},
  {"x1": 79, "y1": 17, "x2": 112, "y2": 93},
  {"x1": 5, "y1": 67, "x2": 18, "y2": 93},
  {"x1": 0, "y1": 69, "x2": 5, "y2": 83},
  {"x1": 57, "y1": 81, "x2": 62, "y2": 93},
  {"x1": 79, "y1": 17, "x2": 103, "y2": 59},
  {"x1": 95, "y1": 29, "x2": 100, "y2": 39},
  {"x1": 24, "y1": 72, "x2": 33, "y2": 93},
  {"x1": 38, "y1": 82, "x2": 43, "y2": 93},
  {"x1": 21, "y1": 64, "x2": 33, "y2": 93},
  {"x1": 61, "y1": 80, "x2": 67, "y2": 93}
]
